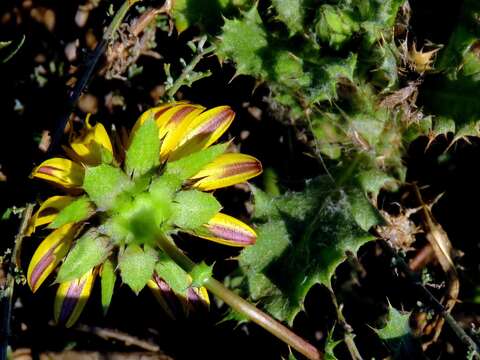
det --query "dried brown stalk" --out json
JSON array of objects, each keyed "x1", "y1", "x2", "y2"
[
  {"x1": 104, "y1": 2, "x2": 172, "y2": 79},
  {"x1": 75, "y1": 325, "x2": 161, "y2": 352},
  {"x1": 413, "y1": 185, "x2": 460, "y2": 349}
]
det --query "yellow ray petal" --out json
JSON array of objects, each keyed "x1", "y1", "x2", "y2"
[
  {"x1": 130, "y1": 102, "x2": 182, "y2": 139},
  {"x1": 194, "y1": 212, "x2": 257, "y2": 247},
  {"x1": 31, "y1": 158, "x2": 85, "y2": 189},
  {"x1": 147, "y1": 275, "x2": 179, "y2": 320},
  {"x1": 178, "y1": 286, "x2": 210, "y2": 315},
  {"x1": 26, "y1": 196, "x2": 74, "y2": 236},
  {"x1": 70, "y1": 115, "x2": 113, "y2": 165},
  {"x1": 187, "y1": 284, "x2": 210, "y2": 307},
  {"x1": 156, "y1": 104, "x2": 205, "y2": 158},
  {"x1": 197, "y1": 286, "x2": 210, "y2": 306},
  {"x1": 54, "y1": 268, "x2": 96, "y2": 328},
  {"x1": 27, "y1": 224, "x2": 77, "y2": 293},
  {"x1": 169, "y1": 106, "x2": 235, "y2": 160},
  {"x1": 191, "y1": 153, "x2": 262, "y2": 191}
]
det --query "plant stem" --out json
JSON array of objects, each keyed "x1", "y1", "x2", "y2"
[
  {"x1": 0, "y1": 204, "x2": 34, "y2": 360},
  {"x1": 104, "y1": 0, "x2": 142, "y2": 41},
  {"x1": 1, "y1": 34, "x2": 25, "y2": 64},
  {"x1": 382, "y1": 241, "x2": 480, "y2": 357},
  {"x1": 328, "y1": 288, "x2": 363, "y2": 360},
  {"x1": 48, "y1": 0, "x2": 142, "y2": 153},
  {"x1": 157, "y1": 233, "x2": 322, "y2": 360},
  {"x1": 166, "y1": 44, "x2": 216, "y2": 100}
]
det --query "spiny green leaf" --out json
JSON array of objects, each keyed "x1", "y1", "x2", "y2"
[
  {"x1": 125, "y1": 118, "x2": 161, "y2": 178},
  {"x1": 150, "y1": 173, "x2": 182, "y2": 200},
  {"x1": 359, "y1": 0, "x2": 405, "y2": 46},
  {"x1": 347, "y1": 187, "x2": 384, "y2": 230},
  {"x1": 402, "y1": 116, "x2": 432, "y2": 144},
  {"x1": 372, "y1": 0, "x2": 406, "y2": 27},
  {"x1": 165, "y1": 142, "x2": 228, "y2": 182},
  {"x1": 250, "y1": 185, "x2": 277, "y2": 220},
  {"x1": 311, "y1": 112, "x2": 344, "y2": 159},
  {"x1": 305, "y1": 54, "x2": 357, "y2": 104},
  {"x1": 155, "y1": 253, "x2": 190, "y2": 296},
  {"x1": 374, "y1": 305, "x2": 411, "y2": 341},
  {"x1": 272, "y1": 0, "x2": 306, "y2": 35},
  {"x1": 422, "y1": 75, "x2": 480, "y2": 129},
  {"x1": 83, "y1": 164, "x2": 131, "y2": 210},
  {"x1": 433, "y1": 117, "x2": 456, "y2": 137},
  {"x1": 239, "y1": 176, "x2": 380, "y2": 324},
  {"x1": 269, "y1": 50, "x2": 311, "y2": 90},
  {"x1": 56, "y1": 229, "x2": 111, "y2": 283},
  {"x1": 119, "y1": 244, "x2": 158, "y2": 294},
  {"x1": 436, "y1": 0, "x2": 480, "y2": 73},
  {"x1": 373, "y1": 303, "x2": 423, "y2": 359},
  {"x1": 325, "y1": 326, "x2": 342, "y2": 360},
  {"x1": 99, "y1": 217, "x2": 130, "y2": 244},
  {"x1": 217, "y1": 6, "x2": 268, "y2": 77},
  {"x1": 189, "y1": 261, "x2": 213, "y2": 287},
  {"x1": 172, "y1": 190, "x2": 221, "y2": 230},
  {"x1": 369, "y1": 41, "x2": 399, "y2": 90},
  {"x1": 315, "y1": 5, "x2": 359, "y2": 50},
  {"x1": 172, "y1": 0, "x2": 253, "y2": 33},
  {"x1": 357, "y1": 169, "x2": 398, "y2": 196},
  {"x1": 49, "y1": 196, "x2": 94, "y2": 229},
  {"x1": 350, "y1": 110, "x2": 386, "y2": 147},
  {"x1": 218, "y1": 5, "x2": 312, "y2": 92},
  {"x1": 218, "y1": 4, "x2": 366, "y2": 112},
  {"x1": 420, "y1": 0, "x2": 480, "y2": 136},
  {"x1": 100, "y1": 259, "x2": 116, "y2": 315},
  {"x1": 309, "y1": 81, "x2": 409, "y2": 181}
]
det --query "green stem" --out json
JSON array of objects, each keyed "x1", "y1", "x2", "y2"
[
  {"x1": 157, "y1": 233, "x2": 322, "y2": 360},
  {"x1": 166, "y1": 44, "x2": 216, "y2": 100},
  {"x1": 329, "y1": 288, "x2": 363, "y2": 360},
  {"x1": 1, "y1": 34, "x2": 25, "y2": 64}
]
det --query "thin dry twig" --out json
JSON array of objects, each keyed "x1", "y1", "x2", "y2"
[
  {"x1": 74, "y1": 324, "x2": 161, "y2": 352},
  {"x1": 47, "y1": 0, "x2": 144, "y2": 154},
  {"x1": 413, "y1": 184, "x2": 460, "y2": 348},
  {"x1": 104, "y1": 3, "x2": 172, "y2": 79},
  {"x1": 329, "y1": 289, "x2": 363, "y2": 360},
  {"x1": 39, "y1": 350, "x2": 172, "y2": 360},
  {"x1": 382, "y1": 242, "x2": 478, "y2": 358},
  {"x1": 409, "y1": 244, "x2": 435, "y2": 272}
]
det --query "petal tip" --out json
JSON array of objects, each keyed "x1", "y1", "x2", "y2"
[{"x1": 196, "y1": 213, "x2": 257, "y2": 247}]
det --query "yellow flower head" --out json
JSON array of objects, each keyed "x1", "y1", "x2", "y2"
[{"x1": 28, "y1": 103, "x2": 262, "y2": 326}]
